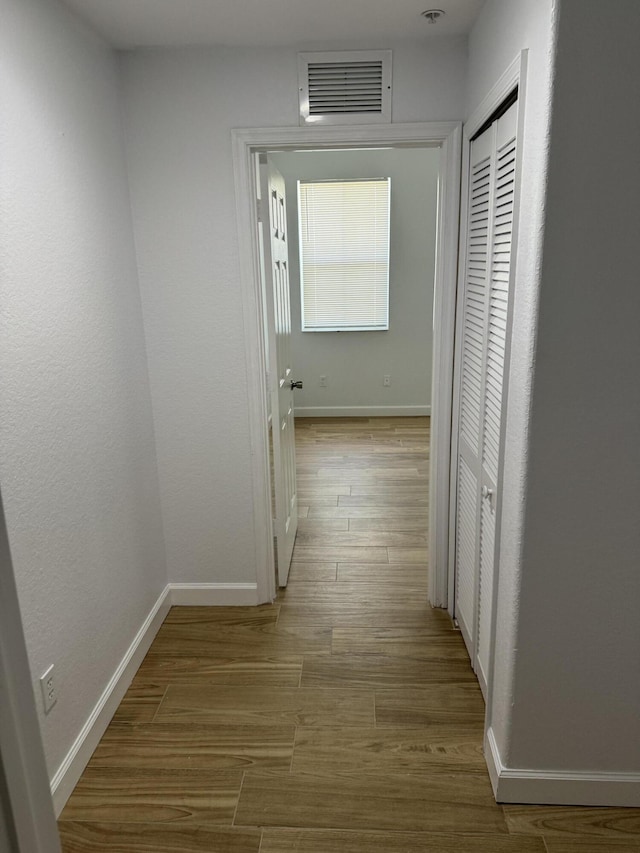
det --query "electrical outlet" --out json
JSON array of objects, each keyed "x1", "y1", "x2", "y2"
[
  {"x1": 319, "y1": 375, "x2": 328, "y2": 387},
  {"x1": 383, "y1": 375, "x2": 391, "y2": 387},
  {"x1": 40, "y1": 664, "x2": 57, "y2": 714}
]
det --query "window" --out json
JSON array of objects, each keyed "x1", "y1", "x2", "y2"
[{"x1": 298, "y1": 178, "x2": 391, "y2": 332}]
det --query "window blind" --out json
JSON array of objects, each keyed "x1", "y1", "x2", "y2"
[{"x1": 298, "y1": 178, "x2": 390, "y2": 331}]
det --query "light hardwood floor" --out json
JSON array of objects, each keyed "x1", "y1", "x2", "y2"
[{"x1": 58, "y1": 418, "x2": 640, "y2": 851}]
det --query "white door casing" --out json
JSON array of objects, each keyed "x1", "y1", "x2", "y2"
[
  {"x1": 0, "y1": 488, "x2": 62, "y2": 852},
  {"x1": 259, "y1": 156, "x2": 298, "y2": 586},
  {"x1": 453, "y1": 100, "x2": 519, "y2": 697},
  {"x1": 232, "y1": 122, "x2": 462, "y2": 606}
]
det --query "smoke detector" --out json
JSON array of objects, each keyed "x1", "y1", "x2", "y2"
[{"x1": 421, "y1": 9, "x2": 445, "y2": 24}]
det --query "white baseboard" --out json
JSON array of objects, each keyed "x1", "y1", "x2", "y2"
[
  {"x1": 169, "y1": 582, "x2": 259, "y2": 606},
  {"x1": 295, "y1": 405, "x2": 431, "y2": 418},
  {"x1": 50, "y1": 584, "x2": 172, "y2": 815},
  {"x1": 485, "y1": 726, "x2": 640, "y2": 807},
  {"x1": 50, "y1": 581, "x2": 260, "y2": 815}
]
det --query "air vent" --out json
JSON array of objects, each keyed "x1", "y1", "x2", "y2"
[{"x1": 298, "y1": 51, "x2": 392, "y2": 126}]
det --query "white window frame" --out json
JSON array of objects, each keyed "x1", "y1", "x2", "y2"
[{"x1": 297, "y1": 177, "x2": 391, "y2": 333}]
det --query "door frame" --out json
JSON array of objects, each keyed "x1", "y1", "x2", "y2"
[
  {"x1": 232, "y1": 121, "x2": 462, "y2": 607},
  {"x1": 0, "y1": 488, "x2": 62, "y2": 852}
]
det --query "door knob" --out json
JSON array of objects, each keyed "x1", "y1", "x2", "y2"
[
  {"x1": 290, "y1": 380, "x2": 303, "y2": 390},
  {"x1": 481, "y1": 485, "x2": 494, "y2": 500}
]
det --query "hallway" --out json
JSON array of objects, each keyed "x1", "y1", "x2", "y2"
[{"x1": 58, "y1": 419, "x2": 640, "y2": 850}]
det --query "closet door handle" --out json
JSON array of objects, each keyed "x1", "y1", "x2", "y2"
[{"x1": 481, "y1": 485, "x2": 494, "y2": 501}]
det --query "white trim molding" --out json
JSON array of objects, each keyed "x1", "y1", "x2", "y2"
[
  {"x1": 465, "y1": 53, "x2": 523, "y2": 140},
  {"x1": 51, "y1": 585, "x2": 172, "y2": 815},
  {"x1": 486, "y1": 728, "x2": 640, "y2": 807},
  {"x1": 294, "y1": 405, "x2": 431, "y2": 418},
  {"x1": 169, "y1": 583, "x2": 259, "y2": 606},
  {"x1": 232, "y1": 121, "x2": 462, "y2": 612}
]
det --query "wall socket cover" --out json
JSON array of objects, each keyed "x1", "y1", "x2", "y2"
[
  {"x1": 383, "y1": 375, "x2": 391, "y2": 386},
  {"x1": 40, "y1": 664, "x2": 57, "y2": 714}
]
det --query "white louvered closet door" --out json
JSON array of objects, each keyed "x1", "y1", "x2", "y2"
[
  {"x1": 454, "y1": 126, "x2": 494, "y2": 660},
  {"x1": 454, "y1": 100, "x2": 519, "y2": 697}
]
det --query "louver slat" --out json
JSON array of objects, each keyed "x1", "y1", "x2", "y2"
[
  {"x1": 456, "y1": 458, "x2": 479, "y2": 643},
  {"x1": 482, "y1": 135, "x2": 516, "y2": 484},
  {"x1": 459, "y1": 154, "x2": 491, "y2": 455},
  {"x1": 308, "y1": 65, "x2": 383, "y2": 113},
  {"x1": 476, "y1": 492, "x2": 495, "y2": 679}
]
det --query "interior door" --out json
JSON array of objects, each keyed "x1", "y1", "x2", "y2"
[
  {"x1": 453, "y1": 100, "x2": 519, "y2": 695},
  {"x1": 454, "y1": 125, "x2": 494, "y2": 661},
  {"x1": 259, "y1": 155, "x2": 299, "y2": 587},
  {"x1": 475, "y1": 102, "x2": 518, "y2": 689}
]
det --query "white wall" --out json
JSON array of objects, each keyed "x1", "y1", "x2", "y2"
[
  {"x1": 472, "y1": 0, "x2": 640, "y2": 802},
  {"x1": 121, "y1": 39, "x2": 467, "y2": 583},
  {"x1": 466, "y1": 0, "x2": 558, "y2": 770},
  {"x1": 270, "y1": 147, "x2": 439, "y2": 415},
  {"x1": 0, "y1": 0, "x2": 167, "y2": 780},
  {"x1": 506, "y1": 0, "x2": 640, "y2": 781}
]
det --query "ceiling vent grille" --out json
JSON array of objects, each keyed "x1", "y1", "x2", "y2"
[{"x1": 298, "y1": 51, "x2": 392, "y2": 125}]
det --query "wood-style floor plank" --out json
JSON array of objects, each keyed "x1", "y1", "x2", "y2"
[
  {"x1": 388, "y1": 546, "x2": 429, "y2": 563},
  {"x1": 297, "y1": 519, "x2": 349, "y2": 531},
  {"x1": 162, "y1": 605, "x2": 279, "y2": 627},
  {"x1": 336, "y1": 562, "x2": 427, "y2": 583},
  {"x1": 88, "y1": 723, "x2": 295, "y2": 771},
  {"x1": 307, "y1": 506, "x2": 429, "y2": 518},
  {"x1": 277, "y1": 583, "x2": 437, "y2": 629},
  {"x1": 331, "y1": 627, "x2": 469, "y2": 659},
  {"x1": 338, "y1": 495, "x2": 429, "y2": 507},
  {"x1": 234, "y1": 772, "x2": 509, "y2": 834},
  {"x1": 107, "y1": 683, "x2": 166, "y2": 726},
  {"x1": 278, "y1": 602, "x2": 438, "y2": 628},
  {"x1": 296, "y1": 485, "x2": 352, "y2": 496},
  {"x1": 291, "y1": 726, "x2": 486, "y2": 775},
  {"x1": 280, "y1": 581, "x2": 426, "y2": 603},
  {"x1": 543, "y1": 840, "x2": 640, "y2": 852},
  {"x1": 349, "y1": 484, "x2": 429, "y2": 495},
  {"x1": 291, "y1": 545, "x2": 389, "y2": 562},
  {"x1": 149, "y1": 622, "x2": 331, "y2": 658},
  {"x1": 132, "y1": 654, "x2": 302, "y2": 687},
  {"x1": 154, "y1": 685, "x2": 375, "y2": 727},
  {"x1": 58, "y1": 823, "x2": 261, "y2": 852},
  {"x1": 288, "y1": 561, "x2": 338, "y2": 581},
  {"x1": 59, "y1": 767, "x2": 242, "y2": 826},
  {"x1": 374, "y1": 684, "x2": 486, "y2": 727},
  {"x1": 296, "y1": 531, "x2": 427, "y2": 547},
  {"x1": 504, "y1": 805, "x2": 640, "y2": 839},
  {"x1": 301, "y1": 653, "x2": 476, "y2": 688},
  {"x1": 347, "y1": 517, "x2": 430, "y2": 530},
  {"x1": 260, "y1": 829, "x2": 546, "y2": 852}
]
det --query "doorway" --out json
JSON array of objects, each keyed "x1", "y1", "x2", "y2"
[{"x1": 231, "y1": 122, "x2": 462, "y2": 608}]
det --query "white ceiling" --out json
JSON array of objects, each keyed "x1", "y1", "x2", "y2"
[{"x1": 60, "y1": 0, "x2": 486, "y2": 49}]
